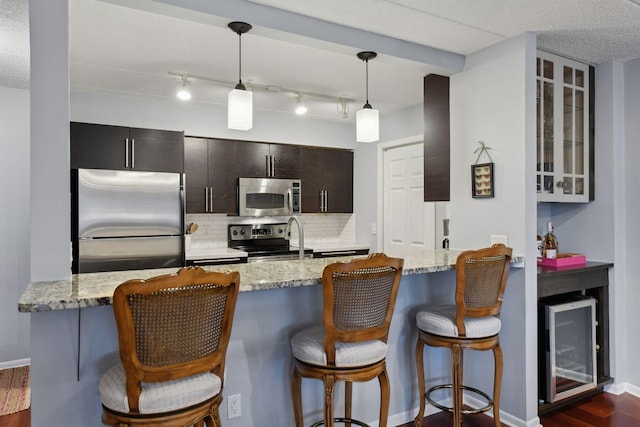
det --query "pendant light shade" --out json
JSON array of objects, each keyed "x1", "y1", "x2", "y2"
[
  {"x1": 228, "y1": 21, "x2": 253, "y2": 131},
  {"x1": 228, "y1": 87, "x2": 253, "y2": 130},
  {"x1": 356, "y1": 51, "x2": 379, "y2": 143},
  {"x1": 356, "y1": 107, "x2": 379, "y2": 142}
]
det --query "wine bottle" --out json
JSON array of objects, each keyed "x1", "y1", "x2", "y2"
[
  {"x1": 537, "y1": 234, "x2": 542, "y2": 259},
  {"x1": 543, "y1": 221, "x2": 558, "y2": 259}
]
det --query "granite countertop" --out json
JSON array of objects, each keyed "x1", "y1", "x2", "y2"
[{"x1": 19, "y1": 249, "x2": 524, "y2": 313}]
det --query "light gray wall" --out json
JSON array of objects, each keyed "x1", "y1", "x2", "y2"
[
  {"x1": 449, "y1": 33, "x2": 537, "y2": 422},
  {"x1": 0, "y1": 86, "x2": 31, "y2": 364},
  {"x1": 623, "y1": 57, "x2": 640, "y2": 386}
]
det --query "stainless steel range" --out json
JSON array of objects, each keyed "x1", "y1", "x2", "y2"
[{"x1": 228, "y1": 223, "x2": 312, "y2": 262}]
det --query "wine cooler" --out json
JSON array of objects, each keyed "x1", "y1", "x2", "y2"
[{"x1": 544, "y1": 297, "x2": 597, "y2": 402}]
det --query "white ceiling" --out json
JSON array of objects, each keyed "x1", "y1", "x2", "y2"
[{"x1": 2, "y1": 0, "x2": 640, "y2": 122}]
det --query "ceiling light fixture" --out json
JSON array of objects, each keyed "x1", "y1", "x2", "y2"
[
  {"x1": 337, "y1": 99, "x2": 349, "y2": 119},
  {"x1": 295, "y1": 94, "x2": 307, "y2": 115},
  {"x1": 356, "y1": 51, "x2": 379, "y2": 143},
  {"x1": 176, "y1": 76, "x2": 192, "y2": 101},
  {"x1": 228, "y1": 21, "x2": 253, "y2": 131},
  {"x1": 167, "y1": 71, "x2": 355, "y2": 119}
]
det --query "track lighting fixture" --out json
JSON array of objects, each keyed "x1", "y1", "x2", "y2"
[
  {"x1": 337, "y1": 99, "x2": 349, "y2": 119},
  {"x1": 176, "y1": 76, "x2": 192, "y2": 101},
  {"x1": 356, "y1": 51, "x2": 379, "y2": 143},
  {"x1": 228, "y1": 21, "x2": 253, "y2": 131},
  {"x1": 295, "y1": 94, "x2": 307, "y2": 115}
]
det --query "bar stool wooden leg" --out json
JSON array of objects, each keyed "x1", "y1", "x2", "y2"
[
  {"x1": 378, "y1": 367, "x2": 390, "y2": 427},
  {"x1": 451, "y1": 344, "x2": 463, "y2": 427},
  {"x1": 414, "y1": 338, "x2": 426, "y2": 427},
  {"x1": 493, "y1": 342, "x2": 503, "y2": 427},
  {"x1": 323, "y1": 374, "x2": 336, "y2": 427},
  {"x1": 292, "y1": 366, "x2": 304, "y2": 427},
  {"x1": 345, "y1": 381, "x2": 352, "y2": 427}
]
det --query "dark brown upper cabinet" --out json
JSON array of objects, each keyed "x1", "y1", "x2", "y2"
[
  {"x1": 184, "y1": 137, "x2": 237, "y2": 214},
  {"x1": 423, "y1": 74, "x2": 450, "y2": 202},
  {"x1": 235, "y1": 141, "x2": 300, "y2": 179},
  {"x1": 70, "y1": 122, "x2": 184, "y2": 173},
  {"x1": 300, "y1": 146, "x2": 353, "y2": 213}
]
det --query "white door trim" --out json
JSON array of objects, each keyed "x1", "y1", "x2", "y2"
[{"x1": 376, "y1": 134, "x2": 423, "y2": 250}]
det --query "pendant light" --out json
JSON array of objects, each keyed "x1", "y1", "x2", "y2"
[
  {"x1": 228, "y1": 21, "x2": 253, "y2": 131},
  {"x1": 356, "y1": 51, "x2": 379, "y2": 143}
]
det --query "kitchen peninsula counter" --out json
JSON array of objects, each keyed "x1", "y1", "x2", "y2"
[
  {"x1": 20, "y1": 249, "x2": 520, "y2": 313},
  {"x1": 22, "y1": 249, "x2": 524, "y2": 427}
]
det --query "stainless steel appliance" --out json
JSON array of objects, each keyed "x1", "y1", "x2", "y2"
[
  {"x1": 238, "y1": 177, "x2": 301, "y2": 217},
  {"x1": 71, "y1": 168, "x2": 184, "y2": 273},
  {"x1": 228, "y1": 222, "x2": 311, "y2": 262}
]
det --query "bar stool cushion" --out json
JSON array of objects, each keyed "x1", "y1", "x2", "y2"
[
  {"x1": 292, "y1": 326, "x2": 388, "y2": 368},
  {"x1": 416, "y1": 305, "x2": 501, "y2": 338},
  {"x1": 99, "y1": 363, "x2": 221, "y2": 414}
]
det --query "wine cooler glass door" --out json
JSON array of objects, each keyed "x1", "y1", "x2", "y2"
[{"x1": 545, "y1": 298, "x2": 597, "y2": 402}]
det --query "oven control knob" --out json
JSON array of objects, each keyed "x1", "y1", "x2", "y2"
[
  {"x1": 240, "y1": 230, "x2": 245, "y2": 235},
  {"x1": 278, "y1": 228, "x2": 283, "y2": 234}
]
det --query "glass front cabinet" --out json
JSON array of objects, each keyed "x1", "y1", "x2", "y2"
[{"x1": 536, "y1": 51, "x2": 590, "y2": 203}]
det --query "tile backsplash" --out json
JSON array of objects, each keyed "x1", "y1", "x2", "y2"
[{"x1": 185, "y1": 213, "x2": 356, "y2": 249}]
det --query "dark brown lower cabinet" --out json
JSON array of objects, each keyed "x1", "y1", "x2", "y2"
[{"x1": 537, "y1": 261, "x2": 613, "y2": 415}]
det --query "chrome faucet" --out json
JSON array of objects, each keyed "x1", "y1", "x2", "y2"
[{"x1": 285, "y1": 215, "x2": 305, "y2": 261}]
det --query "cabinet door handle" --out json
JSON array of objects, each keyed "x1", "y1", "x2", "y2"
[
  {"x1": 324, "y1": 190, "x2": 328, "y2": 212},
  {"x1": 209, "y1": 187, "x2": 214, "y2": 212},
  {"x1": 319, "y1": 191, "x2": 324, "y2": 212},
  {"x1": 265, "y1": 155, "x2": 270, "y2": 177},
  {"x1": 270, "y1": 155, "x2": 275, "y2": 177},
  {"x1": 125, "y1": 138, "x2": 129, "y2": 168},
  {"x1": 131, "y1": 139, "x2": 135, "y2": 169},
  {"x1": 205, "y1": 187, "x2": 209, "y2": 213}
]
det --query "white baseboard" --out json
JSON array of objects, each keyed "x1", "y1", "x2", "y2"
[
  {"x1": 0, "y1": 358, "x2": 30, "y2": 370},
  {"x1": 605, "y1": 382, "x2": 640, "y2": 398}
]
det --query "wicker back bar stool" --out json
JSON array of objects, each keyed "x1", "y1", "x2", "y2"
[
  {"x1": 291, "y1": 253, "x2": 404, "y2": 427},
  {"x1": 99, "y1": 266, "x2": 240, "y2": 427},
  {"x1": 414, "y1": 244, "x2": 512, "y2": 427}
]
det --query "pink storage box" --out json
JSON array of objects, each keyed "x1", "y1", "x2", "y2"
[{"x1": 537, "y1": 253, "x2": 586, "y2": 268}]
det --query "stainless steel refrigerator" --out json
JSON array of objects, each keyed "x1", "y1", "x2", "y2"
[{"x1": 71, "y1": 168, "x2": 184, "y2": 273}]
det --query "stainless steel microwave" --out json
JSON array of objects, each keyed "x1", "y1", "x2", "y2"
[{"x1": 238, "y1": 177, "x2": 301, "y2": 217}]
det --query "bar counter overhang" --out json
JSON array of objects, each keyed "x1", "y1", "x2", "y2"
[{"x1": 19, "y1": 249, "x2": 525, "y2": 427}]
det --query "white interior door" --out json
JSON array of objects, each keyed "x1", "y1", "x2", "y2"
[{"x1": 383, "y1": 142, "x2": 435, "y2": 255}]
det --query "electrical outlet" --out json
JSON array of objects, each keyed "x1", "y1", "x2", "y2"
[
  {"x1": 490, "y1": 234, "x2": 508, "y2": 246},
  {"x1": 228, "y1": 394, "x2": 241, "y2": 419},
  {"x1": 371, "y1": 223, "x2": 377, "y2": 235}
]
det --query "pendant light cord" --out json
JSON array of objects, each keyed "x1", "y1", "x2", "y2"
[
  {"x1": 365, "y1": 59, "x2": 369, "y2": 105},
  {"x1": 238, "y1": 32, "x2": 243, "y2": 86}
]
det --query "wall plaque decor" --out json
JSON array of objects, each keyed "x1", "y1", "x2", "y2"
[{"x1": 472, "y1": 141, "x2": 494, "y2": 198}]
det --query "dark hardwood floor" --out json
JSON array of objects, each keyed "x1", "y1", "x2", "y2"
[
  {"x1": 0, "y1": 393, "x2": 638, "y2": 427},
  {"x1": 397, "y1": 392, "x2": 640, "y2": 427},
  {"x1": 0, "y1": 408, "x2": 29, "y2": 427}
]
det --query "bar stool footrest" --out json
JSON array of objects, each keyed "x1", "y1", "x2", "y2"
[
  {"x1": 425, "y1": 384, "x2": 493, "y2": 415},
  {"x1": 310, "y1": 417, "x2": 371, "y2": 427}
]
